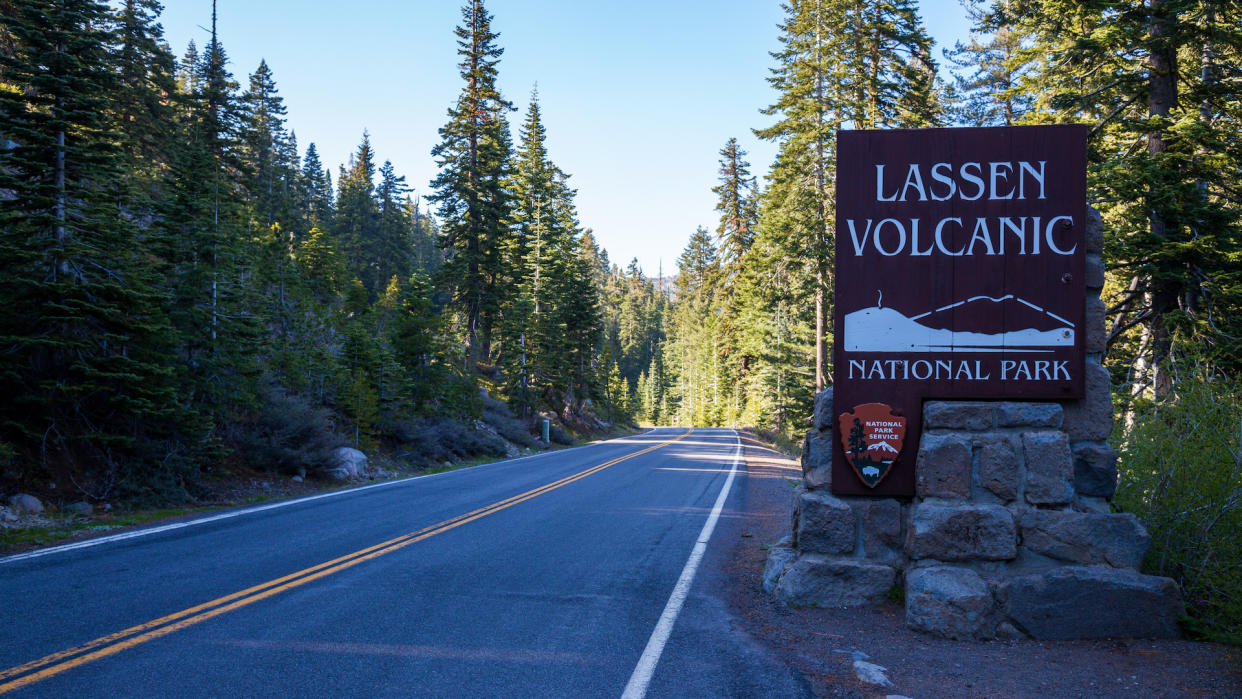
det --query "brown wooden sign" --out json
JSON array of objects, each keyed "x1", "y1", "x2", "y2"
[{"x1": 832, "y1": 125, "x2": 1087, "y2": 497}]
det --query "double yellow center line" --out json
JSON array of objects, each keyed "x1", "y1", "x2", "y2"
[{"x1": 0, "y1": 428, "x2": 693, "y2": 694}]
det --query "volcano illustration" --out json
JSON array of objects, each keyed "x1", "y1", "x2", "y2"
[
  {"x1": 844, "y1": 291, "x2": 1074, "y2": 353},
  {"x1": 867, "y1": 441, "x2": 899, "y2": 454}
]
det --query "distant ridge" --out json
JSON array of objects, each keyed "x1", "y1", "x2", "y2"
[
  {"x1": 911, "y1": 293, "x2": 1074, "y2": 329},
  {"x1": 844, "y1": 292, "x2": 1075, "y2": 354}
]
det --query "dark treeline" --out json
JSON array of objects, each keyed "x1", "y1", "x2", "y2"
[{"x1": 0, "y1": 0, "x2": 662, "y2": 504}]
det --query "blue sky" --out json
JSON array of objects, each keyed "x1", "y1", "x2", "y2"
[{"x1": 159, "y1": 1, "x2": 973, "y2": 277}]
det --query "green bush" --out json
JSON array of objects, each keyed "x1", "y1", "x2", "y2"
[
  {"x1": 1115, "y1": 369, "x2": 1242, "y2": 643},
  {"x1": 235, "y1": 388, "x2": 345, "y2": 476},
  {"x1": 394, "y1": 417, "x2": 508, "y2": 465},
  {"x1": 482, "y1": 396, "x2": 540, "y2": 448},
  {"x1": 548, "y1": 423, "x2": 574, "y2": 445}
]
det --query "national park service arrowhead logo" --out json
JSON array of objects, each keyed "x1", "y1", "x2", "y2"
[{"x1": 838, "y1": 403, "x2": 907, "y2": 488}]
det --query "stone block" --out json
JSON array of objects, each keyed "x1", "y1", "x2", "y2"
[
  {"x1": 813, "y1": 387, "x2": 834, "y2": 431},
  {"x1": 853, "y1": 498, "x2": 902, "y2": 558},
  {"x1": 924, "y1": 402, "x2": 994, "y2": 431},
  {"x1": 908, "y1": 503, "x2": 1017, "y2": 561},
  {"x1": 1020, "y1": 510, "x2": 1148, "y2": 569},
  {"x1": 1001, "y1": 566, "x2": 1182, "y2": 639},
  {"x1": 763, "y1": 544, "x2": 799, "y2": 594},
  {"x1": 1085, "y1": 253, "x2": 1106, "y2": 290},
  {"x1": 773, "y1": 554, "x2": 897, "y2": 607},
  {"x1": 1085, "y1": 296, "x2": 1107, "y2": 354},
  {"x1": 801, "y1": 430, "x2": 833, "y2": 490},
  {"x1": 916, "y1": 433, "x2": 972, "y2": 499},
  {"x1": 797, "y1": 490, "x2": 856, "y2": 555},
  {"x1": 906, "y1": 566, "x2": 998, "y2": 640},
  {"x1": 1073, "y1": 495, "x2": 1112, "y2": 514},
  {"x1": 791, "y1": 487, "x2": 804, "y2": 542},
  {"x1": 996, "y1": 402, "x2": 1063, "y2": 429},
  {"x1": 1085, "y1": 205, "x2": 1104, "y2": 254},
  {"x1": 333, "y1": 446, "x2": 367, "y2": 478},
  {"x1": 6, "y1": 493, "x2": 42, "y2": 515},
  {"x1": 1023, "y1": 431, "x2": 1074, "y2": 505},
  {"x1": 1063, "y1": 360, "x2": 1114, "y2": 442},
  {"x1": 1073, "y1": 442, "x2": 1118, "y2": 498},
  {"x1": 977, "y1": 435, "x2": 1019, "y2": 502}
]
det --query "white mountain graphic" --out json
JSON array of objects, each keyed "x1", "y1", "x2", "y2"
[
  {"x1": 845, "y1": 292, "x2": 1074, "y2": 354},
  {"x1": 867, "y1": 440, "x2": 898, "y2": 454}
]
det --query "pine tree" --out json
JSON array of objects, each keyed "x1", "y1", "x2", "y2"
[
  {"x1": 110, "y1": 0, "x2": 177, "y2": 202},
  {"x1": 407, "y1": 194, "x2": 439, "y2": 274},
  {"x1": 748, "y1": 0, "x2": 941, "y2": 418},
  {"x1": 430, "y1": 0, "x2": 515, "y2": 366},
  {"x1": 942, "y1": 0, "x2": 1032, "y2": 126},
  {"x1": 375, "y1": 159, "x2": 414, "y2": 295},
  {"x1": 561, "y1": 226, "x2": 604, "y2": 411},
  {"x1": 667, "y1": 228, "x2": 723, "y2": 426},
  {"x1": 1011, "y1": 0, "x2": 1242, "y2": 388},
  {"x1": 713, "y1": 138, "x2": 757, "y2": 280},
  {"x1": 301, "y1": 142, "x2": 333, "y2": 231},
  {"x1": 754, "y1": 0, "x2": 842, "y2": 391},
  {"x1": 0, "y1": 0, "x2": 180, "y2": 492},
  {"x1": 177, "y1": 39, "x2": 199, "y2": 92},
  {"x1": 333, "y1": 131, "x2": 380, "y2": 295},
  {"x1": 159, "y1": 1, "x2": 263, "y2": 443},
  {"x1": 239, "y1": 58, "x2": 290, "y2": 230}
]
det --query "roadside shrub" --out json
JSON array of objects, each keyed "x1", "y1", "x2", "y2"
[
  {"x1": 482, "y1": 396, "x2": 539, "y2": 448},
  {"x1": 235, "y1": 388, "x2": 344, "y2": 476},
  {"x1": 396, "y1": 417, "x2": 507, "y2": 465},
  {"x1": 1115, "y1": 368, "x2": 1242, "y2": 643},
  {"x1": 548, "y1": 423, "x2": 574, "y2": 445}
]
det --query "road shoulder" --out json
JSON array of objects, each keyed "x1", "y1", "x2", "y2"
[{"x1": 721, "y1": 434, "x2": 1242, "y2": 698}]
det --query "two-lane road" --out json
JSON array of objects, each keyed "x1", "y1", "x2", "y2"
[{"x1": 0, "y1": 428, "x2": 811, "y2": 697}]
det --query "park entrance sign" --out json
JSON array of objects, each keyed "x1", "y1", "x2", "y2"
[{"x1": 831, "y1": 125, "x2": 1088, "y2": 497}]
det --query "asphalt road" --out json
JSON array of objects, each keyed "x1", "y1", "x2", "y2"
[{"x1": 0, "y1": 427, "x2": 812, "y2": 697}]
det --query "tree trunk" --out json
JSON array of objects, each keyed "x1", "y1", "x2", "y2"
[{"x1": 1143, "y1": 0, "x2": 1178, "y2": 398}]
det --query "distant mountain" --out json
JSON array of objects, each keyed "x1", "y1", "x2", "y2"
[
  {"x1": 867, "y1": 440, "x2": 898, "y2": 454},
  {"x1": 844, "y1": 301, "x2": 1074, "y2": 353},
  {"x1": 913, "y1": 294, "x2": 1072, "y2": 334}
]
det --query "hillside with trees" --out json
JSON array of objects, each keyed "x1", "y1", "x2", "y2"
[{"x1": 0, "y1": 0, "x2": 655, "y2": 508}]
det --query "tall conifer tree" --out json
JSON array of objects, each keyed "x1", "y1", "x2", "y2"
[
  {"x1": 333, "y1": 131, "x2": 380, "y2": 294},
  {"x1": 0, "y1": 0, "x2": 179, "y2": 489},
  {"x1": 160, "y1": 1, "x2": 262, "y2": 440},
  {"x1": 429, "y1": 0, "x2": 514, "y2": 366},
  {"x1": 1011, "y1": 0, "x2": 1242, "y2": 387}
]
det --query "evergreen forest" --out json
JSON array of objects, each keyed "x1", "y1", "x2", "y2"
[{"x1": 1, "y1": 0, "x2": 1240, "y2": 639}]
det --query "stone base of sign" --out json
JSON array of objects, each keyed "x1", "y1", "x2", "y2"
[
  {"x1": 764, "y1": 387, "x2": 1184, "y2": 639},
  {"x1": 766, "y1": 211, "x2": 1182, "y2": 638}
]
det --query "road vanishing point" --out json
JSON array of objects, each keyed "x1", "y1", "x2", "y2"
[{"x1": 0, "y1": 428, "x2": 813, "y2": 697}]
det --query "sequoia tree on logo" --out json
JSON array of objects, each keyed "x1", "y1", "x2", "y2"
[{"x1": 837, "y1": 403, "x2": 907, "y2": 488}]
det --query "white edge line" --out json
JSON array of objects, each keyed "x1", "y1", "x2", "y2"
[
  {"x1": 1, "y1": 428, "x2": 662, "y2": 566},
  {"x1": 620, "y1": 429, "x2": 742, "y2": 699}
]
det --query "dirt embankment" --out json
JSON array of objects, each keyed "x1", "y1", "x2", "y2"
[{"x1": 724, "y1": 434, "x2": 1242, "y2": 698}]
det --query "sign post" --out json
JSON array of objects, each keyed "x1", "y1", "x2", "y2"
[{"x1": 832, "y1": 125, "x2": 1087, "y2": 497}]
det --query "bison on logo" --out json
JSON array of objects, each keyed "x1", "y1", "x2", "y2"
[{"x1": 837, "y1": 403, "x2": 907, "y2": 488}]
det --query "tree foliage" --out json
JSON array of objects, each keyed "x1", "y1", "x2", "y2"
[{"x1": 0, "y1": 0, "x2": 631, "y2": 505}]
